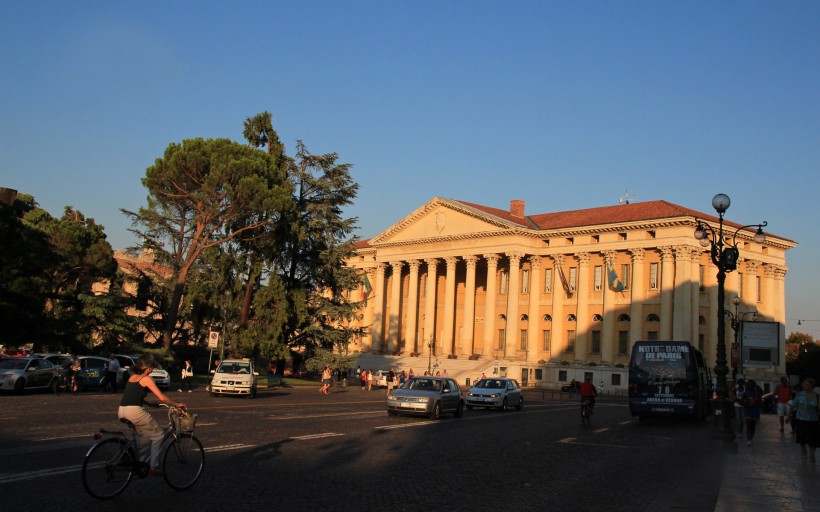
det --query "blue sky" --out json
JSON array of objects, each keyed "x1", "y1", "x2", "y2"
[{"x1": 2, "y1": 1, "x2": 818, "y2": 336}]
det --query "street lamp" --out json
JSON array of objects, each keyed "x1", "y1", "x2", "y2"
[
  {"x1": 693, "y1": 193, "x2": 767, "y2": 434},
  {"x1": 427, "y1": 338, "x2": 436, "y2": 375},
  {"x1": 726, "y1": 296, "x2": 758, "y2": 381}
]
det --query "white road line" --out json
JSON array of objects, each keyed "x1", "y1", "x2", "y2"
[
  {"x1": 34, "y1": 433, "x2": 96, "y2": 442},
  {"x1": 270, "y1": 411, "x2": 385, "y2": 420},
  {"x1": 558, "y1": 439, "x2": 632, "y2": 449},
  {"x1": 290, "y1": 433, "x2": 344, "y2": 440},
  {"x1": 593, "y1": 427, "x2": 609, "y2": 433},
  {"x1": 206, "y1": 443, "x2": 254, "y2": 452},
  {"x1": 375, "y1": 420, "x2": 439, "y2": 430},
  {"x1": 0, "y1": 464, "x2": 82, "y2": 484}
]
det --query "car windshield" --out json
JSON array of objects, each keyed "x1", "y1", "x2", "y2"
[
  {"x1": 218, "y1": 362, "x2": 250, "y2": 374},
  {"x1": 0, "y1": 359, "x2": 28, "y2": 370},
  {"x1": 406, "y1": 378, "x2": 441, "y2": 391},
  {"x1": 475, "y1": 379, "x2": 505, "y2": 389}
]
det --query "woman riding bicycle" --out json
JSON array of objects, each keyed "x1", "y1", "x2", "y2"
[{"x1": 118, "y1": 354, "x2": 186, "y2": 476}]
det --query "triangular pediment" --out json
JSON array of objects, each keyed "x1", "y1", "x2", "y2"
[{"x1": 369, "y1": 197, "x2": 520, "y2": 246}]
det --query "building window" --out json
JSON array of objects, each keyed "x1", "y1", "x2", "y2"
[
  {"x1": 698, "y1": 333, "x2": 705, "y2": 353},
  {"x1": 542, "y1": 330, "x2": 551, "y2": 351},
  {"x1": 543, "y1": 314, "x2": 552, "y2": 322},
  {"x1": 647, "y1": 314, "x2": 660, "y2": 322},
  {"x1": 620, "y1": 264, "x2": 631, "y2": 290},
  {"x1": 569, "y1": 267, "x2": 577, "y2": 292},
  {"x1": 647, "y1": 331, "x2": 658, "y2": 341},
  {"x1": 535, "y1": 369, "x2": 543, "y2": 380},
  {"x1": 521, "y1": 269, "x2": 529, "y2": 294},
  {"x1": 591, "y1": 331, "x2": 601, "y2": 354},
  {"x1": 649, "y1": 263, "x2": 659, "y2": 289},
  {"x1": 618, "y1": 330, "x2": 629, "y2": 355},
  {"x1": 566, "y1": 237, "x2": 574, "y2": 245},
  {"x1": 498, "y1": 329, "x2": 506, "y2": 350},
  {"x1": 612, "y1": 374, "x2": 621, "y2": 386},
  {"x1": 558, "y1": 370, "x2": 567, "y2": 382},
  {"x1": 618, "y1": 314, "x2": 631, "y2": 322},
  {"x1": 520, "y1": 329, "x2": 528, "y2": 350},
  {"x1": 738, "y1": 273, "x2": 744, "y2": 298},
  {"x1": 544, "y1": 269, "x2": 552, "y2": 293},
  {"x1": 499, "y1": 270, "x2": 508, "y2": 295},
  {"x1": 592, "y1": 235, "x2": 600, "y2": 243},
  {"x1": 756, "y1": 276, "x2": 762, "y2": 303},
  {"x1": 592, "y1": 314, "x2": 603, "y2": 322},
  {"x1": 567, "y1": 330, "x2": 576, "y2": 353},
  {"x1": 594, "y1": 265, "x2": 603, "y2": 292},
  {"x1": 567, "y1": 314, "x2": 577, "y2": 322},
  {"x1": 699, "y1": 265, "x2": 706, "y2": 292}
]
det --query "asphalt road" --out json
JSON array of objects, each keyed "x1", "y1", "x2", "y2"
[{"x1": 0, "y1": 384, "x2": 726, "y2": 511}]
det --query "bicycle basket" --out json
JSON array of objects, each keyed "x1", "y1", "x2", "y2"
[{"x1": 172, "y1": 412, "x2": 197, "y2": 433}]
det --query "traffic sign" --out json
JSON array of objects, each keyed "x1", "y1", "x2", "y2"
[{"x1": 208, "y1": 331, "x2": 220, "y2": 348}]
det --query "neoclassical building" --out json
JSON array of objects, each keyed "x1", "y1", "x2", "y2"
[{"x1": 347, "y1": 197, "x2": 794, "y2": 386}]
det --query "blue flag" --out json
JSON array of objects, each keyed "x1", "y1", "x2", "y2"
[{"x1": 607, "y1": 260, "x2": 625, "y2": 292}]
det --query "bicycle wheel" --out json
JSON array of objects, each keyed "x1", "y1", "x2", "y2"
[
  {"x1": 163, "y1": 433, "x2": 205, "y2": 490},
  {"x1": 82, "y1": 438, "x2": 135, "y2": 500}
]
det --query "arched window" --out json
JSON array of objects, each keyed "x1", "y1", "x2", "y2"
[
  {"x1": 647, "y1": 314, "x2": 660, "y2": 322},
  {"x1": 499, "y1": 314, "x2": 507, "y2": 322},
  {"x1": 521, "y1": 314, "x2": 529, "y2": 322},
  {"x1": 567, "y1": 314, "x2": 577, "y2": 322},
  {"x1": 618, "y1": 314, "x2": 631, "y2": 322},
  {"x1": 543, "y1": 314, "x2": 552, "y2": 322},
  {"x1": 592, "y1": 314, "x2": 603, "y2": 322},
  {"x1": 699, "y1": 316, "x2": 707, "y2": 325}
]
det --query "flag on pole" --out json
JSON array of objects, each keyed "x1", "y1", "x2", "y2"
[
  {"x1": 607, "y1": 260, "x2": 625, "y2": 292},
  {"x1": 362, "y1": 274, "x2": 372, "y2": 301},
  {"x1": 556, "y1": 265, "x2": 572, "y2": 297}
]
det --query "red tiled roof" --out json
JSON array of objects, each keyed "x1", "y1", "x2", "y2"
[{"x1": 526, "y1": 200, "x2": 714, "y2": 230}]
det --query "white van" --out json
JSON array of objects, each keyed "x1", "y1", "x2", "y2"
[{"x1": 209, "y1": 359, "x2": 258, "y2": 398}]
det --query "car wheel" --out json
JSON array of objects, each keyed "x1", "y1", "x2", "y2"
[
  {"x1": 516, "y1": 397, "x2": 523, "y2": 411},
  {"x1": 249, "y1": 386, "x2": 257, "y2": 399},
  {"x1": 430, "y1": 401, "x2": 441, "y2": 420},
  {"x1": 50, "y1": 378, "x2": 58, "y2": 394},
  {"x1": 454, "y1": 401, "x2": 464, "y2": 418},
  {"x1": 13, "y1": 378, "x2": 25, "y2": 393},
  {"x1": 499, "y1": 397, "x2": 508, "y2": 411},
  {"x1": 388, "y1": 410, "x2": 397, "y2": 416},
  {"x1": 209, "y1": 391, "x2": 217, "y2": 398}
]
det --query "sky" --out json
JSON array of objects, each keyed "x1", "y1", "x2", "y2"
[{"x1": 1, "y1": 1, "x2": 818, "y2": 337}]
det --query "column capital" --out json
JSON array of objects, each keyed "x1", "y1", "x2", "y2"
[
  {"x1": 407, "y1": 259, "x2": 421, "y2": 272},
  {"x1": 390, "y1": 261, "x2": 404, "y2": 272},
  {"x1": 629, "y1": 248, "x2": 645, "y2": 262},
  {"x1": 552, "y1": 254, "x2": 567, "y2": 266},
  {"x1": 744, "y1": 260, "x2": 761, "y2": 273},
  {"x1": 603, "y1": 250, "x2": 618, "y2": 264},
  {"x1": 673, "y1": 245, "x2": 696, "y2": 260},
  {"x1": 483, "y1": 253, "x2": 500, "y2": 266},
  {"x1": 576, "y1": 252, "x2": 591, "y2": 266},
  {"x1": 425, "y1": 258, "x2": 440, "y2": 269},
  {"x1": 463, "y1": 255, "x2": 479, "y2": 268},
  {"x1": 529, "y1": 255, "x2": 542, "y2": 269},
  {"x1": 764, "y1": 264, "x2": 788, "y2": 280},
  {"x1": 374, "y1": 262, "x2": 387, "y2": 272},
  {"x1": 445, "y1": 256, "x2": 459, "y2": 268},
  {"x1": 660, "y1": 245, "x2": 675, "y2": 260},
  {"x1": 507, "y1": 252, "x2": 523, "y2": 265}
]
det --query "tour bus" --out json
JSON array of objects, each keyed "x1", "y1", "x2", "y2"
[{"x1": 628, "y1": 341, "x2": 712, "y2": 420}]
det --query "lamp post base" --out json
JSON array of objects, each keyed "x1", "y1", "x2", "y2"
[{"x1": 710, "y1": 397, "x2": 735, "y2": 438}]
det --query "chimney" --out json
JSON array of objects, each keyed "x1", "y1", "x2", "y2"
[{"x1": 510, "y1": 199, "x2": 525, "y2": 218}]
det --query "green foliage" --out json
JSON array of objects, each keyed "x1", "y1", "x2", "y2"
[
  {"x1": 786, "y1": 332, "x2": 816, "y2": 363},
  {"x1": 304, "y1": 347, "x2": 357, "y2": 373}
]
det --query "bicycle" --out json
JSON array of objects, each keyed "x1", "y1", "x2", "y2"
[
  {"x1": 580, "y1": 399, "x2": 593, "y2": 426},
  {"x1": 81, "y1": 404, "x2": 204, "y2": 500}
]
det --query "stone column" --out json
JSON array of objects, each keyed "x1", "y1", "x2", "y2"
[
  {"x1": 423, "y1": 258, "x2": 439, "y2": 356},
  {"x1": 527, "y1": 256, "x2": 542, "y2": 363},
  {"x1": 504, "y1": 252, "x2": 522, "y2": 358},
  {"x1": 552, "y1": 255, "x2": 566, "y2": 358},
  {"x1": 404, "y1": 260, "x2": 421, "y2": 354},
  {"x1": 575, "y1": 253, "x2": 591, "y2": 361},
  {"x1": 602, "y1": 251, "x2": 617, "y2": 362},
  {"x1": 672, "y1": 246, "x2": 693, "y2": 342},
  {"x1": 373, "y1": 263, "x2": 387, "y2": 351},
  {"x1": 483, "y1": 254, "x2": 500, "y2": 357},
  {"x1": 462, "y1": 256, "x2": 478, "y2": 356},
  {"x1": 745, "y1": 261, "x2": 760, "y2": 304},
  {"x1": 660, "y1": 247, "x2": 675, "y2": 340},
  {"x1": 388, "y1": 261, "x2": 404, "y2": 353},
  {"x1": 442, "y1": 256, "x2": 458, "y2": 356},
  {"x1": 690, "y1": 249, "x2": 701, "y2": 349},
  {"x1": 629, "y1": 248, "x2": 645, "y2": 348},
  {"x1": 362, "y1": 267, "x2": 375, "y2": 351}
]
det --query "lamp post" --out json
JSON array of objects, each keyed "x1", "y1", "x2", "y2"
[
  {"x1": 726, "y1": 296, "x2": 758, "y2": 382},
  {"x1": 427, "y1": 338, "x2": 435, "y2": 375},
  {"x1": 694, "y1": 193, "x2": 767, "y2": 435}
]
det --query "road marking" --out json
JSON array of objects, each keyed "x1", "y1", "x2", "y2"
[
  {"x1": 0, "y1": 464, "x2": 82, "y2": 484},
  {"x1": 34, "y1": 433, "x2": 96, "y2": 442},
  {"x1": 558, "y1": 439, "x2": 632, "y2": 449},
  {"x1": 290, "y1": 433, "x2": 344, "y2": 440},
  {"x1": 618, "y1": 420, "x2": 633, "y2": 426},
  {"x1": 270, "y1": 411, "x2": 384, "y2": 420},
  {"x1": 375, "y1": 420, "x2": 439, "y2": 430},
  {"x1": 206, "y1": 443, "x2": 254, "y2": 452},
  {"x1": 593, "y1": 427, "x2": 609, "y2": 433}
]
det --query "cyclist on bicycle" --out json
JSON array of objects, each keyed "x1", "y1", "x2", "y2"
[
  {"x1": 118, "y1": 354, "x2": 186, "y2": 476},
  {"x1": 579, "y1": 376, "x2": 598, "y2": 410}
]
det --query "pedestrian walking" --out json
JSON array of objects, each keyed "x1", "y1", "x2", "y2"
[
  {"x1": 179, "y1": 360, "x2": 193, "y2": 392},
  {"x1": 733, "y1": 378, "x2": 746, "y2": 436},
  {"x1": 319, "y1": 365, "x2": 332, "y2": 395},
  {"x1": 791, "y1": 378, "x2": 819, "y2": 462},
  {"x1": 774, "y1": 376, "x2": 792, "y2": 432},
  {"x1": 105, "y1": 354, "x2": 120, "y2": 393},
  {"x1": 360, "y1": 370, "x2": 367, "y2": 390},
  {"x1": 386, "y1": 368, "x2": 395, "y2": 395},
  {"x1": 742, "y1": 379, "x2": 763, "y2": 447},
  {"x1": 367, "y1": 369, "x2": 373, "y2": 391}
]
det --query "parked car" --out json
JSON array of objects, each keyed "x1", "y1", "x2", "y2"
[
  {"x1": 116, "y1": 354, "x2": 171, "y2": 389},
  {"x1": 75, "y1": 355, "x2": 111, "y2": 391},
  {"x1": 386, "y1": 376, "x2": 464, "y2": 419},
  {"x1": 466, "y1": 378, "x2": 523, "y2": 411},
  {"x1": 210, "y1": 359, "x2": 258, "y2": 398},
  {"x1": 0, "y1": 357, "x2": 59, "y2": 393},
  {"x1": 374, "y1": 369, "x2": 392, "y2": 388}
]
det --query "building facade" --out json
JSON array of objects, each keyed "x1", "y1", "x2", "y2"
[{"x1": 347, "y1": 197, "x2": 794, "y2": 387}]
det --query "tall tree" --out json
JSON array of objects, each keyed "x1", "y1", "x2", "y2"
[
  {"x1": 273, "y1": 140, "x2": 363, "y2": 353},
  {"x1": 123, "y1": 137, "x2": 291, "y2": 350}
]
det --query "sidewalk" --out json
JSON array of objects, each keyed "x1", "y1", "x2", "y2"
[{"x1": 716, "y1": 413, "x2": 820, "y2": 511}]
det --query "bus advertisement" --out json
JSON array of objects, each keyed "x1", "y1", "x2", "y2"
[{"x1": 628, "y1": 341, "x2": 712, "y2": 420}]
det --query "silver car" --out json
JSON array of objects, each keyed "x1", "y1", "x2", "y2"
[
  {"x1": 0, "y1": 357, "x2": 58, "y2": 393},
  {"x1": 466, "y1": 378, "x2": 523, "y2": 411},
  {"x1": 387, "y1": 376, "x2": 464, "y2": 419}
]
